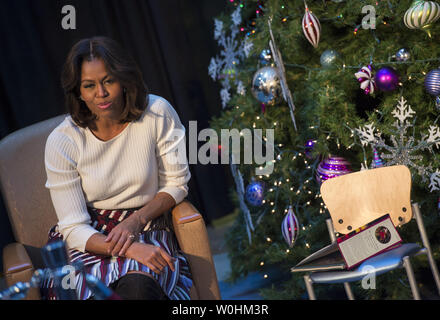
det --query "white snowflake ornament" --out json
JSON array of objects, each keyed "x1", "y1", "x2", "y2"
[
  {"x1": 355, "y1": 96, "x2": 440, "y2": 190},
  {"x1": 209, "y1": 6, "x2": 252, "y2": 108}
]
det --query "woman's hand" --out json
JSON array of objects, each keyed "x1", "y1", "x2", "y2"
[
  {"x1": 104, "y1": 212, "x2": 143, "y2": 257},
  {"x1": 125, "y1": 242, "x2": 176, "y2": 273}
]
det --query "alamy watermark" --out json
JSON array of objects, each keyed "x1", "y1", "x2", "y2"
[
  {"x1": 165, "y1": 121, "x2": 275, "y2": 176},
  {"x1": 362, "y1": 5, "x2": 376, "y2": 30},
  {"x1": 61, "y1": 5, "x2": 76, "y2": 30}
]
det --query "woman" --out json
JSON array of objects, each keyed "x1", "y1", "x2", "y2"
[{"x1": 42, "y1": 36, "x2": 192, "y2": 300}]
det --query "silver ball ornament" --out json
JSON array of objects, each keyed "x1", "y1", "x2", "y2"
[
  {"x1": 395, "y1": 48, "x2": 411, "y2": 62},
  {"x1": 320, "y1": 49, "x2": 340, "y2": 68},
  {"x1": 251, "y1": 66, "x2": 282, "y2": 105}
]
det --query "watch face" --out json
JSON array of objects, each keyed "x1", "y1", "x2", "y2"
[{"x1": 375, "y1": 226, "x2": 391, "y2": 244}]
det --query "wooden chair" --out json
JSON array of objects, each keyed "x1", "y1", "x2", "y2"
[
  {"x1": 292, "y1": 165, "x2": 440, "y2": 300},
  {"x1": 0, "y1": 115, "x2": 221, "y2": 300}
]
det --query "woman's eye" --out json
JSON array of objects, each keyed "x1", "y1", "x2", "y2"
[
  {"x1": 83, "y1": 84, "x2": 94, "y2": 89},
  {"x1": 105, "y1": 79, "x2": 115, "y2": 84}
]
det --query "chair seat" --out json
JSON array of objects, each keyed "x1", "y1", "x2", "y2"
[{"x1": 310, "y1": 243, "x2": 422, "y2": 284}]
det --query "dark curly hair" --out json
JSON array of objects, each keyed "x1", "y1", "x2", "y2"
[{"x1": 61, "y1": 36, "x2": 149, "y2": 129}]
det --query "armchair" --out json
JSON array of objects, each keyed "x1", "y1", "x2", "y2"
[{"x1": 0, "y1": 115, "x2": 221, "y2": 300}]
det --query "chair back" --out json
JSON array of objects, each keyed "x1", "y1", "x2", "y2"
[
  {"x1": 320, "y1": 165, "x2": 412, "y2": 234},
  {"x1": 0, "y1": 115, "x2": 66, "y2": 247}
]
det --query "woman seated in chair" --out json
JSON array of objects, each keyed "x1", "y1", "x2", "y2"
[{"x1": 42, "y1": 36, "x2": 192, "y2": 300}]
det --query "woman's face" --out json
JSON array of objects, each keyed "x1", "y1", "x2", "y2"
[{"x1": 79, "y1": 58, "x2": 125, "y2": 122}]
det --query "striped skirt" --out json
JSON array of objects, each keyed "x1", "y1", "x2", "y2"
[{"x1": 40, "y1": 207, "x2": 193, "y2": 300}]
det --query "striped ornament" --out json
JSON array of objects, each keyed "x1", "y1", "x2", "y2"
[
  {"x1": 302, "y1": 3, "x2": 321, "y2": 48},
  {"x1": 355, "y1": 65, "x2": 376, "y2": 95},
  {"x1": 404, "y1": 0, "x2": 440, "y2": 37},
  {"x1": 282, "y1": 206, "x2": 300, "y2": 248},
  {"x1": 424, "y1": 68, "x2": 440, "y2": 96}
]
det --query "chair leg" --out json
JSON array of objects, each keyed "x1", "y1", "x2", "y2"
[
  {"x1": 412, "y1": 203, "x2": 440, "y2": 296},
  {"x1": 403, "y1": 256, "x2": 421, "y2": 300},
  {"x1": 304, "y1": 275, "x2": 316, "y2": 300},
  {"x1": 343, "y1": 282, "x2": 355, "y2": 300}
]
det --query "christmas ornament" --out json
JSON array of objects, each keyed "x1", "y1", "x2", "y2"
[
  {"x1": 208, "y1": 6, "x2": 253, "y2": 108},
  {"x1": 375, "y1": 67, "x2": 399, "y2": 92},
  {"x1": 259, "y1": 49, "x2": 272, "y2": 65},
  {"x1": 251, "y1": 66, "x2": 282, "y2": 106},
  {"x1": 372, "y1": 148, "x2": 385, "y2": 168},
  {"x1": 356, "y1": 96, "x2": 440, "y2": 190},
  {"x1": 305, "y1": 139, "x2": 316, "y2": 159},
  {"x1": 268, "y1": 18, "x2": 298, "y2": 130},
  {"x1": 424, "y1": 68, "x2": 440, "y2": 95},
  {"x1": 320, "y1": 49, "x2": 340, "y2": 68},
  {"x1": 424, "y1": 68, "x2": 440, "y2": 110},
  {"x1": 316, "y1": 156, "x2": 352, "y2": 184},
  {"x1": 404, "y1": 0, "x2": 440, "y2": 37},
  {"x1": 355, "y1": 65, "x2": 376, "y2": 95},
  {"x1": 394, "y1": 48, "x2": 411, "y2": 62},
  {"x1": 436, "y1": 196, "x2": 440, "y2": 212},
  {"x1": 302, "y1": 2, "x2": 321, "y2": 48},
  {"x1": 245, "y1": 181, "x2": 265, "y2": 207},
  {"x1": 282, "y1": 206, "x2": 300, "y2": 248}
]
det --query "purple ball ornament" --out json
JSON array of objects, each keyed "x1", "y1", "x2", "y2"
[
  {"x1": 316, "y1": 155, "x2": 352, "y2": 185},
  {"x1": 282, "y1": 206, "x2": 300, "y2": 248},
  {"x1": 375, "y1": 67, "x2": 400, "y2": 92},
  {"x1": 245, "y1": 181, "x2": 265, "y2": 207}
]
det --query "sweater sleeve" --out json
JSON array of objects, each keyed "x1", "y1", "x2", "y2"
[
  {"x1": 44, "y1": 128, "x2": 99, "y2": 252},
  {"x1": 155, "y1": 99, "x2": 191, "y2": 204}
]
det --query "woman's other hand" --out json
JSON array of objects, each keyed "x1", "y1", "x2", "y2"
[
  {"x1": 104, "y1": 212, "x2": 143, "y2": 256},
  {"x1": 125, "y1": 242, "x2": 176, "y2": 273}
]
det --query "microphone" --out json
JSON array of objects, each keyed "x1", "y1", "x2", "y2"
[{"x1": 41, "y1": 240, "x2": 77, "y2": 300}]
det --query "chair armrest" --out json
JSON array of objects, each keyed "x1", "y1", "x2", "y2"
[
  {"x1": 2, "y1": 242, "x2": 41, "y2": 300},
  {"x1": 172, "y1": 201, "x2": 221, "y2": 300}
]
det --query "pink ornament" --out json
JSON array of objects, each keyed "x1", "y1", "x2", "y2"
[
  {"x1": 355, "y1": 65, "x2": 376, "y2": 95},
  {"x1": 302, "y1": 2, "x2": 321, "y2": 48},
  {"x1": 282, "y1": 206, "x2": 300, "y2": 248}
]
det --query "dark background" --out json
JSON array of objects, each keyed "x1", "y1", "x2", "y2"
[{"x1": 0, "y1": 0, "x2": 234, "y2": 271}]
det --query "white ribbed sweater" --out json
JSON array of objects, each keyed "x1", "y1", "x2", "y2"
[{"x1": 44, "y1": 95, "x2": 190, "y2": 252}]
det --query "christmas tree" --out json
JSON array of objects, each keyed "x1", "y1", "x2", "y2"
[{"x1": 209, "y1": 0, "x2": 440, "y2": 299}]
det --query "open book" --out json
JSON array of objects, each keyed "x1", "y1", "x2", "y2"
[
  {"x1": 291, "y1": 214, "x2": 402, "y2": 272},
  {"x1": 290, "y1": 241, "x2": 346, "y2": 272}
]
